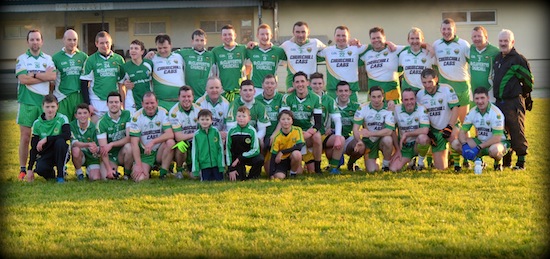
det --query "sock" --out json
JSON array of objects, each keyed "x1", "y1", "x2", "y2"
[
  {"x1": 290, "y1": 170, "x2": 296, "y2": 175},
  {"x1": 76, "y1": 168, "x2": 83, "y2": 176},
  {"x1": 451, "y1": 150, "x2": 460, "y2": 167},
  {"x1": 20, "y1": 166, "x2": 26, "y2": 172},
  {"x1": 124, "y1": 169, "x2": 131, "y2": 176},
  {"x1": 329, "y1": 158, "x2": 340, "y2": 167},
  {"x1": 382, "y1": 159, "x2": 390, "y2": 167},
  {"x1": 517, "y1": 156, "x2": 525, "y2": 167},
  {"x1": 314, "y1": 160, "x2": 321, "y2": 173},
  {"x1": 494, "y1": 158, "x2": 501, "y2": 166},
  {"x1": 159, "y1": 168, "x2": 168, "y2": 177},
  {"x1": 176, "y1": 167, "x2": 184, "y2": 173},
  {"x1": 417, "y1": 144, "x2": 429, "y2": 157},
  {"x1": 417, "y1": 156, "x2": 425, "y2": 166}
]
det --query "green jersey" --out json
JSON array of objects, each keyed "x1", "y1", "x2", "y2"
[
  {"x1": 212, "y1": 44, "x2": 247, "y2": 92},
  {"x1": 70, "y1": 119, "x2": 98, "y2": 154},
  {"x1": 226, "y1": 98, "x2": 271, "y2": 131},
  {"x1": 469, "y1": 43, "x2": 499, "y2": 91},
  {"x1": 120, "y1": 59, "x2": 153, "y2": 110},
  {"x1": 255, "y1": 92, "x2": 284, "y2": 138},
  {"x1": 80, "y1": 51, "x2": 125, "y2": 101},
  {"x1": 177, "y1": 48, "x2": 214, "y2": 99},
  {"x1": 246, "y1": 45, "x2": 286, "y2": 88},
  {"x1": 318, "y1": 92, "x2": 339, "y2": 135},
  {"x1": 334, "y1": 99, "x2": 361, "y2": 137},
  {"x1": 191, "y1": 127, "x2": 225, "y2": 175},
  {"x1": 281, "y1": 91, "x2": 322, "y2": 130},
  {"x1": 96, "y1": 110, "x2": 131, "y2": 154},
  {"x1": 52, "y1": 48, "x2": 88, "y2": 101},
  {"x1": 32, "y1": 112, "x2": 69, "y2": 139},
  {"x1": 15, "y1": 50, "x2": 56, "y2": 106}
]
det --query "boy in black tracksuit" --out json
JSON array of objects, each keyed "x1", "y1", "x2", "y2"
[
  {"x1": 226, "y1": 106, "x2": 264, "y2": 181},
  {"x1": 27, "y1": 94, "x2": 71, "y2": 182}
]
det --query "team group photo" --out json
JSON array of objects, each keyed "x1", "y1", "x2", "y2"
[{"x1": 1, "y1": 0, "x2": 547, "y2": 257}]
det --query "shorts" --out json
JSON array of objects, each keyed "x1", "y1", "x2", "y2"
[
  {"x1": 90, "y1": 98, "x2": 108, "y2": 118},
  {"x1": 400, "y1": 141, "x2": 417, "y2": 159},
  {"x1": 429, "y1": 129, "x2": 449, "y2": 153},
  {"x1": 362, "y1": 138, "x2": 381, "y2": 159},
  {"x1": 438, "y1": 78, "x2": 471, "y2": 106},
  {"x1": 141, "y1": 149, "x2": 159, "y2": 167},
  {"x1": 472, "y1": 137, "x2": 511, "y2": 157},
  {"x1": 81, "y1": 149, "x2": 100, "y2": 167},
  {"x1": 58, "y1": 92, "x2": 84, "y2": 120},
  {"x1": 158, "y1": 99, "x2": 178, "y2": 111},
  {"x1": 107, "y1": 148, "x2": 122, "y2": 164},
  {"x1": 16, "y1": 103, "x2": 42, "y2": 127},
  {"x1": 272, "y1": 157, "x2": 291, "y2": 176}
]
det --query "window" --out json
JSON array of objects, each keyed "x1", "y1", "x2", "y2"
[
  {"x1": 442, "y1": 10, "x2": 496, "y2": 24},
  {"x1": 4, "y1": 25, "x2": 26, "y2": 39},
  {"x1": 200, "y1": 20, "x2": 231, "y2": 33},
  {"x1": 134, "y1": 22, "x2": 166, "y2": 35}
]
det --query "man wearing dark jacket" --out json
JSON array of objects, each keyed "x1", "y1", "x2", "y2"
[{"x1": 493, "y1": 29, "x2": 534, "y2": 170}]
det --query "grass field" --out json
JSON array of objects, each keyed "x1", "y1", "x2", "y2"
[{"x1": 1, "y1": 99, "x2": 549, "y2": 258}]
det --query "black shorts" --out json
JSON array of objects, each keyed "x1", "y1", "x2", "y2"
[{"x1": 271, "y1": 158, "x2": 291, "y2": 176}]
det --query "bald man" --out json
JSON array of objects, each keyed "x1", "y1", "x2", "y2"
[{"x1": 52, "y1": 29, "x2": 89, "y2": 121}]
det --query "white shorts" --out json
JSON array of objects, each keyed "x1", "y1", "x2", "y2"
[
  {"x1": 125, "y1": 89, "x2": 136, "y2": 115},
  {"x1": 90, "y1": 98, "x2": 108, "y2": 118}
]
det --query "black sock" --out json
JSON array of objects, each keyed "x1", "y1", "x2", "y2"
[
  {"x1": 314, "y1": 160, "x2": 321, "y2": 173},
  {"x1": 20, "y1": 166, "x2": 26, "y2": 172}
]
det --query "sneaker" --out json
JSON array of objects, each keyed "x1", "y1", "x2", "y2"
[
  {"x1": 289, "y1": 173, "x2": 297, "y2": 178},
  {"x1": 413, "y1": 165, "x2": 425, "y2": 171},
  {"x1": 408, "y1": 157, "x2": 417, "y2": 170},
  {"x1": 512, "y1": 165, "x2": 525, "y2": 171},
  {"x1": 56, "y1": 177, "x2": 65, "y2": 183},
  {"x1": 494, "y1": 164, "x2": 503, "y2": 171},
  {"x1": 329, "y1": 168, "x2": 341, "y2": 174},
  {"x1": 382, "y1": 166, "x2": 390, "y2": 172},
  {"x1": 175, "y1": 171, "x2": 184, "y2": 179},
  {"x1": 454, "y1": 166, "x2": 462, "y2": 172},
  {"x1": 462, "y1": 160, "x2": 470, "y2": 169},
  {"x1": 77, "y1": 174, "x2": 85, "y2": 181},
  {"x1": 347, "y1": 162, "x2": 360, "y2": 172},
  {"x1": 123, "y1": 175, "x2": 130, "y2": 180},
  {"x1": 18, "y1": 171, "x2": 26, "y2": 181}
]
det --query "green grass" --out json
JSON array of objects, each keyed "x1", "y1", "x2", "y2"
[{"x1": 1, "y1": 100, "x2": 549, "y2": 258}]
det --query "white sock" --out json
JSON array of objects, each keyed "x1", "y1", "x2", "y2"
[
  {"x1": 290, "y1": 170, "x2": 296, "y2": 175},
  {"x1": 417, "y1": 156, "x2": 425, "y2": 166},
  {"x1": 382, "y1": 160, "x2": 390, "y2": 167},
  {"x1": 76, "y1": 168, "x2": 83, "y2": 176}
]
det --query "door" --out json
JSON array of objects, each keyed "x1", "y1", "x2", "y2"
[{"x1": 82, "y1": 23, "x2": 109, "y2": 55}]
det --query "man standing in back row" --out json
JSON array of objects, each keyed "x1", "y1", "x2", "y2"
[{"x1": 492, "y1": 29, "x2": 534, "y2": 170}]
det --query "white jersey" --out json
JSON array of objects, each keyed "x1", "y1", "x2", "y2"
[
  {"x1": 15, "y1": 51, "x2": 55, "y2": 102},
  {"x1": 433, "y1": 37, "x2": 470, "y2": 81},
  {"x1": 353, "y1": 102, "x2": 395, "y2": 142},
  {"x1": 393, "y1": 104, "x2": 430, "y2": 143},
  {"x1": 360, "y1": 45, "x2": 405, "y2": 82},
  {"x1": 195, "y1": 95, "x2": 230, "y2": 132},
  {"x1": 416, "y1": 84, "x2": 459, "y2": 130},
  {"x1": 317, "y1": 44, "x2": 368, "y2": 91},
  {"x1": 462, "y1": 103, "x2": 506, "y2": 142},
  {"x1": 168, "y1": 102, "x2": 201, "y2": 135},
  {"x1": 398, "y1": 47, "x2": 435, "y2": 90},
  {"x1": 151, "y1": 53, "x2": 185, "y2": 101},
  {"x1": 129, "y1": 107, "x2": 171, "y2": 151},
  {"x1": 280, "y1": 38, "x2": 326, "y2": 86}
]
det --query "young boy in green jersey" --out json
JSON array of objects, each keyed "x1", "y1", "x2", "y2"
[
  {"x1": 270, "y1": 110, "x2": 305, "y2": 179},
  {"x1": 70, "y1": 103, "x2": 100, "y2": 181},
  {"x1": 226, "y1": 106, "x2": 264, "y2": 181},
  {"x1": 26, "y1": 94, "x2": 70, "y2": 183},
  {"x1": 191, "y1": 109, "x2": 225, "y2": 181}
]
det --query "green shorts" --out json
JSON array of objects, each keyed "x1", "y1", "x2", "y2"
[
  {"x1": 58, "y1": 92, "x2": 84, "y2": 121},
  {"x1": 401, "y1": 141, "x2": 417, "y2": 159},
  {"x1": 430, "y1": 129, "x2": 449, "y2": 153},
  {"x1": 472, "y1": 138, "x2": 511, "y2": 157},
  {"x1": 17, "y1": 103, "x2": 42, "y2": 127},
  {"x1": 438, "y1": 78, "x2": 471, "y2": 106},
  {"x1": 82, "y1": 149, "x2": 100, "y2": 167},
  {"x1": 140, "y1": 146, "x2": 159, "y2": 167},
  {"x1": 362, "y1": 138, "x2": 381, "y2": 159},
  {"x1": 158, "y1": 99, "x2": 178, "y2": 111},
  {"x1": 108, "y1": 147, "x2": 122, "y2": 164}
]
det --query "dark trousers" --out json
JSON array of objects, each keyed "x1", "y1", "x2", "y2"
[
  {"x1": 234, "y1": 154, "x2": 264, "y2": 181},
  {"x1": 35, "y1": 138, "x2": 69, "y2": 179},
  {"x1": 201, "y1": 167, "x2": 223, "y2": 181},
  {"x1": 496, "y1": 96, "x2": 528, "y2": 156}
]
